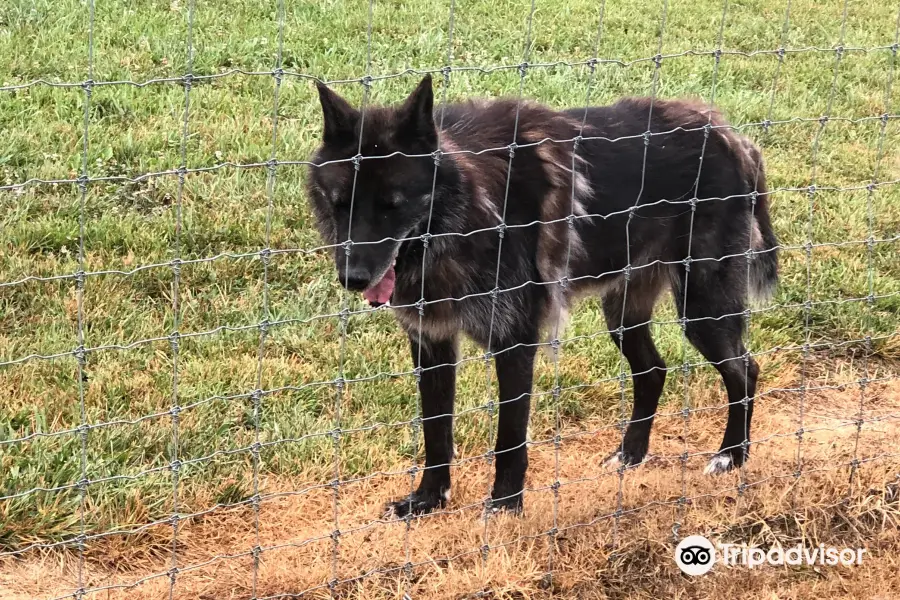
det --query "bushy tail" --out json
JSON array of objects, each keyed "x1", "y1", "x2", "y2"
[{"x1": 743, "y1": 142, "x2": 779, "y2": 304}]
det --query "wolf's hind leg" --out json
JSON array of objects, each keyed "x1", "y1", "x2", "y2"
[{"x1": 601, "y1": 273, "x2": 667, "y2": 469}]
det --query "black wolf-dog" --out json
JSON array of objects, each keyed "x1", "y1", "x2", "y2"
[{"x1": 306, "y1": 75, "x2": 779, "y2": 516}]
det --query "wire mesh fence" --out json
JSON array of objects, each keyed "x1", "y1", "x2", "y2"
[{"x1": 2, "y1": 0, "x2": 900, "y2": 598}]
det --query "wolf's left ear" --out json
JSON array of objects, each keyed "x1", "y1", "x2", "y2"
[
  {"x1": 396, "y1": 75, "x2": 436, "y2": 144},
  {"x1": 316, "y1": 81, "x2": 360, "y2": 145}
]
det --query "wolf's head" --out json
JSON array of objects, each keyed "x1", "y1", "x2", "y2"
[{"x1": 306, "y1": 75, "x2": 441, "y2": 306}]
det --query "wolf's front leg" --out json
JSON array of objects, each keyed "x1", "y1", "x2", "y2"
[
  {"x1": 488, "y1": 341, "x2": 537, "y2": 514},
  {"x1": 385, "y1": 334, "x2": 458, "y2": 518}
]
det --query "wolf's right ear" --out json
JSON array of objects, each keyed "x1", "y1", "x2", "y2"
[
  {"x1": 315, "y1": 81, "x2": 359, "y2": 145},
  {"x1": 395, "y1": 75, "x2": 436, "y2": 145}
]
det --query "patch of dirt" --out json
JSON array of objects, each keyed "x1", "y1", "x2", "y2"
[{"x1": 2, "y1": 371, "x2": 900, "y2": 600}]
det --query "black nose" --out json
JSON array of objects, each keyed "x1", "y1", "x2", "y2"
[{"x1": 338, "y1": 269, "x2": 370, "y2": 291}]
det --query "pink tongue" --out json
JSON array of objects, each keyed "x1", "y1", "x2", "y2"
[{"x1": 363, "y1": 266, "x2": 396, "y2": 305}]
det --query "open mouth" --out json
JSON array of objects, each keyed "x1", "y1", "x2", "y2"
[{"x1": 362, "y1": 261, "x2": 396, "y2": 307}]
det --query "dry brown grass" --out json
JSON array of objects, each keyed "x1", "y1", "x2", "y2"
[{"x1": 3, "y1": 370, "x2": 900, "y2": 600}]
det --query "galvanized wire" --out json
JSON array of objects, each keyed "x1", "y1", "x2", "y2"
[
  {"x1": 1, "y1": 4, "x2": 900, "y2": 600},
  {"x1": 165, "y1": 1, "x2": 196, "y2": 597}
]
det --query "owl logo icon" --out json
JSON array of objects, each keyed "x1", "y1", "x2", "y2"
[{"x1": 675, "y1": 535, "x2": 716, "y2": 575}]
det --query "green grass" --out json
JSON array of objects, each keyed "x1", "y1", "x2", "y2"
[{"x1": 1, "y1": 0, "x2": 899, "y2": 549}]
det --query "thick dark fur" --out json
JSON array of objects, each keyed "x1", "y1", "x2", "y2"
[{"x1": 306, "y1": 76, "x2": 779, "y2": 517}]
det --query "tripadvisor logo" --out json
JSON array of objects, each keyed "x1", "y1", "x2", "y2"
[
  {"x1": 674, "y1": 535, "x2": 866, "y2": 575},
  {"x1": 675, "y1": 535, "x2": 716, "y2": 575}
]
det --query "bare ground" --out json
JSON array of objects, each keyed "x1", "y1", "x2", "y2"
[{"x1": 3, "y1": 367, "x2": 900, "y2": 600}]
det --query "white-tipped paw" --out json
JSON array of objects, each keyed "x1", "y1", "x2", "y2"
[
  {"x1": 603, "y1": 451, "x2": 624, "y2": 470},
  {"x1": 603, "y1": 450, "x2": 647, "y2": 470},
  {"x1": 703, "y1": 453, "x2": 734, "y2": 476}
]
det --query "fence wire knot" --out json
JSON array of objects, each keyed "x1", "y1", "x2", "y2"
[{"x1": 169, "y1": 330, "x2": 180, "y2": 352}]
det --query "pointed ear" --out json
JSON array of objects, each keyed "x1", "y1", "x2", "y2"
[
  {"x1": 315, "y1": 81, "x2": 359, "y2": 145},
  {"x1": 395, "y1": 75, "x2": 436, "y2": 144}
]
